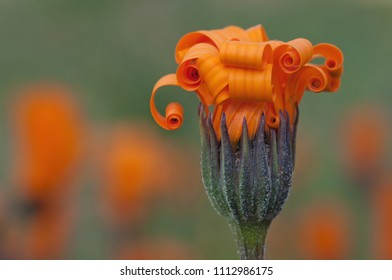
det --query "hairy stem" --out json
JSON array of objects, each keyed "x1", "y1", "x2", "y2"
[{"x1": 228, "y1": 220, "x2": 271, "y2": 260}]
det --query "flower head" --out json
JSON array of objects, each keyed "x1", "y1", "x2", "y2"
[
  {"x1": 149, "y1": 25, "x2": 343, "y2": 260},
  {"x1": 150, "y1": 24, "x2": 343, "y2": 142}
]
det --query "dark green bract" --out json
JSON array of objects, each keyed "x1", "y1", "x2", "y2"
[{"x1": 199, "y1": 105, "x2": 298, "y2": 259}]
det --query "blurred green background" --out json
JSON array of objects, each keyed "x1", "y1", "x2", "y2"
[{"x1": 0, "y1": 0, "x2": 392, "y2": 259}]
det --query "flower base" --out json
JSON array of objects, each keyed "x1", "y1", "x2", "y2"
[{"x1": 199, "y1": 105, "x2": 298, "y2": 260}]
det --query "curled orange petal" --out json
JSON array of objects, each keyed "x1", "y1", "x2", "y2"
[
  {"x1": 219, "y1": 25, "x2": 249, "y2": 41},
  {"x1": 305, "y1": 67, "x2": 328, "y2": 93},
  {"x1": 175, "y1": 31, "x2": 223, "y2": 63},
  {"x1": 220, "y1": 41, "x2": 273, "y2": 70},
  {"x1": 165, "y1": 102, "x2": 183, "y2": 129},
  {"x1": 320, "y1": 66, "x2": 341, "y2": 92},
  {"x1": 313, "y1": 43, "x2": 344, "y2": 78},
  {"x1": 150, "y1": 74, "x2": 185, "y2": 130},
  {"x1": 268, "y1": 40, "x2": 285, "y2": 50},
  {"x1": 196, "y1": 54, "x2": 229, "y2": 103},
  {"x1": 176, "y1": 62, "x2": 201, "y2": 91},
  {"x1": 275, "y1": 38, "x2": 313, "y2": 73},
  {"x1": 151, "y1": 74, "x2": 211, "y2": 130},
  {"x1": 175, "y1": 26, "x2": 247, "y2": 63},
  {"x1": 265, "y1": 102, "x2": 280, "y2": 129},
  {"x1": 176, "y1": 43, "x2": 218, "y2": 91},
  {"x1": 228, "y1": 64, "x2": 274, "y2": 102},
  {"x1": 286, "y1": 65, "x2": 328, "y2": 105},
  {"x1": 246, "y1": 24, "x2": 269, "y2": 42}
]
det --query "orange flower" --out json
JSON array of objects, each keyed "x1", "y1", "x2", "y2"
[
  {"x1": 339, "y1": 104, "x2": 389, "y2": 186},
  {"x1": 150, "y1": 24, "x2": 343, "y2": 142},
  {"x1": 11, "y1": 84, "x2": 84, "y2": 202},
  {"x1": 98, "y1": 123, "x2": 182, "y2": 225},
  {"x1": 296, "y1": 199, "x2": 352, "y2": 259}
]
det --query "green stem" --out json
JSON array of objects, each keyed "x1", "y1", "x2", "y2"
[{"x1": 229, "y1": 220, "x2": 271, "y2": 260}]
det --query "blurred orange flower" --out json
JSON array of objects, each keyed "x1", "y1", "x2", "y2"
[
  {"x1": 98, "y1": 123, "x2": 195, "y2": 226},
  {"x1": 10, "y1": 84, "x2": 85, "y2": 202},
  {"x1": 150, "y1": 24, "x2": 343, "y2": 142},
  {"x1": 296, "y1": 199, "x2": 353, "y2": 259},
  {"x1": 371, "y1": 176, "x2": 392, "y2": 259},
  {"x1": 339, "y1": 104, "x2": 389, "y2": 186}
]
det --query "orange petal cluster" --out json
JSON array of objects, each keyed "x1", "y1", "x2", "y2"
[{"x1": 150, "y1": 24, "x2": 343, "y2": 141}]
